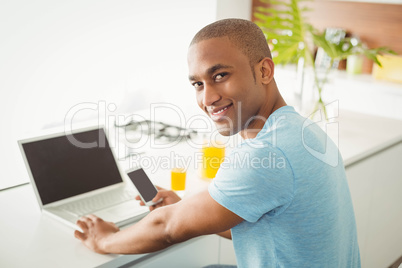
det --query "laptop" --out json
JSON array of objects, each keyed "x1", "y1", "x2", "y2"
[{"x1": 18, "y1": 126, "x2": 149, "y2": 229}]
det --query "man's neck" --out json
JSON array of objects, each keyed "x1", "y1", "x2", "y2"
[{"x1": 240, "y1": 85, "x2": 287, "y2": 140}]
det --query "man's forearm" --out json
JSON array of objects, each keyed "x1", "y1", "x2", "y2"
[
  {"x1": 102, "y1": 206, "x2": 176, "y2": 254},
  {"x1": 76, "y1": 190, "x2": 243, "y2": 254}
]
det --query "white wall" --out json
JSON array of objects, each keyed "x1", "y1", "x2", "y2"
[
  {"x1": 0, "y1": 0, "x2": 217, "y2": 189},
  {"x1": 216, "y1": 0, "x2": 252, "y2": 20}
]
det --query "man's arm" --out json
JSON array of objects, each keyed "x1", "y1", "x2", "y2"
[{"x1": 74, "y1": 189, "x2": 242, "y2": 254}]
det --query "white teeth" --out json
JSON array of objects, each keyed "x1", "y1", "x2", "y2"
[{"x1": 213, "y1": 106, "x2": 228, "y2": 115}]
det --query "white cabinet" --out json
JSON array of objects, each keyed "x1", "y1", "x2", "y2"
[
  {"x1": 219, "y1": 237, "x2": 237, "y2": 265},
  {"x1": 103, "y1": 236, "x2": 237, "y2": 268},
  {"x1": 346, "y1": 142, "x2": 402, "y2": 268},
  {"x1": 127, "y1": 236, "x2": 220, "y2": 268}
]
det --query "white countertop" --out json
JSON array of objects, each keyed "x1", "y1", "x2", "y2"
[{"x1": 336, "y1": 110, "x2": 402, "y2": 166}]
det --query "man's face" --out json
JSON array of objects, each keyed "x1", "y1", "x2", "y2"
[{"x1": 187, "y1": 37, "x2": 266, "y2": 136}]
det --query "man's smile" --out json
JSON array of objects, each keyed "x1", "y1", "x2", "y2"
[{"x1": 208, "y1": 103, "x2": 234, "y2": 121}]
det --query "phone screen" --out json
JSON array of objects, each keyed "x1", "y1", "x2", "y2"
[{"x1": 127, "y1": 168, "x2": 158, "y2": 202}]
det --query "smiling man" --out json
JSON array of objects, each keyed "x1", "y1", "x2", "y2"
[
  {"x1": 188, "y1": 20, "x2": 286, "y2": 139},
  {"x1": 75, "y1": 19, "x2": 361, "y2": 267}
]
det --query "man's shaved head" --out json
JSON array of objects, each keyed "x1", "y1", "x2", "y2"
[{"x1": 190, "y1": 18, "x2": 271, "y2": 67}]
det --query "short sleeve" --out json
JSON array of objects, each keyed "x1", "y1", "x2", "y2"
[{"x1": 208, "y1": 142, "x2": 294, "y2": 223}]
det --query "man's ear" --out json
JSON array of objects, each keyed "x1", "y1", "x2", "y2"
[{"x1": 259, "y1": 57, "x2": 274, "y2": 85}]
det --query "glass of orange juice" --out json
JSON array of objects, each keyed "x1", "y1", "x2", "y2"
[
  {"x1": 171, "y1": 167, "x2": 186, "y2": 195},
  {"x1": 201, "y1": 142, "x2": 225, "y2": 179}
]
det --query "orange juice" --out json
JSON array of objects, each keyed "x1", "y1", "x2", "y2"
[
  {"x1": 202, "y1": 145, "x2": 225, "y2": 179},
  {"x1": 171, "y1": 168, "x2": 186, "y2": 191}
]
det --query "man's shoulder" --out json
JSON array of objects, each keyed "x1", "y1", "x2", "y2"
[
  {"x1": 245, "y1": 112, "x2": 304, "y2": 152},
  {"x1": 233, "y1": 111, "x2": 305, "y2": 161},
  {"x1": 224, "y1": 139, "x2": 292, "y2": 175}
]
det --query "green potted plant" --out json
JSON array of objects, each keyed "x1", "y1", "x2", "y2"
[{"x1": 254, "y1": 0, "x2": 395, "y2": 119}]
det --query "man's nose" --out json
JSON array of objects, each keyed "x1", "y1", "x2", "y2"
[{"x1": 202, "y1": 83, "x2": 221, "y2": 107}]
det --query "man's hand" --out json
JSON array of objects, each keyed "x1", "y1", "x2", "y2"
[
  {"x1": 136, "y1": 186, "x2": 181, "y2": 211},
  {"x1": 74, "y1": 214, "x2": 120, "y2": 254}
]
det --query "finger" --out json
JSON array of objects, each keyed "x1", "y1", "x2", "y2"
[
  {"x1": 106, "y1": 221, "x2": 117, "y2": 227},
  {"x1": 76, "y1": 219, "x2": 89, "y2": 232},
  {"x1": 74, "y1": 230, "x2": 86, "y2": 241},
  {"x1": 87, "y1": 214, "x2": 102, "y2": 222},
  {"x1": 79, "y1": 216, "x2": 91, "y2": 224},
  {"x1": 152, "y1": 191, "x2": 167, "y2": 202},
  {"x1": 134, "y1": 195, "x2": 145, "y2": 206},
  {"x1": 149, "y1": 202, "x2": 164, "y2": 211},
  {"x1": 79, "y1": 216, "x2": 94, "y2": 228},
  {"x1": 79, "y1": 215, "x2": 89, "y2": 221},
  {"x1": 155, "y1": 185, "x2": 166, "y2": 191},
  {"x1": 106, "y1": 221, "x2": 119, "y2": 230},
  {"x1": 152, "y1": 196, "x2": 163, "y2": 203}
]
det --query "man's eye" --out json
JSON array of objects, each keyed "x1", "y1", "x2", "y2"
[
  {"x1": 192, "y1": 82, "x2": 203, "y2": 89},
  {"x1": 215, "y1": 73, "x2": 227, "y2": 81}
]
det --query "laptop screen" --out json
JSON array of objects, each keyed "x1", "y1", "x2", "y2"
[{"x1": 21, "y1": 128, "x2": 123, "y2": 205}]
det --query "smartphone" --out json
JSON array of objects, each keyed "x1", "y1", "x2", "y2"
[{"x1": 127, "y1": 167, "x2": 162, "y2": 206}]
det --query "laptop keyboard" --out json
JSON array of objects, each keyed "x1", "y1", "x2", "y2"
[{"x1": 60, "y1": 187, "x2": 137, "y2": 217}]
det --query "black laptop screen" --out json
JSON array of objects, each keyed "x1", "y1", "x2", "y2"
[{"x1": 22, "y1": 128, "x2": 123, "y2": 205}]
